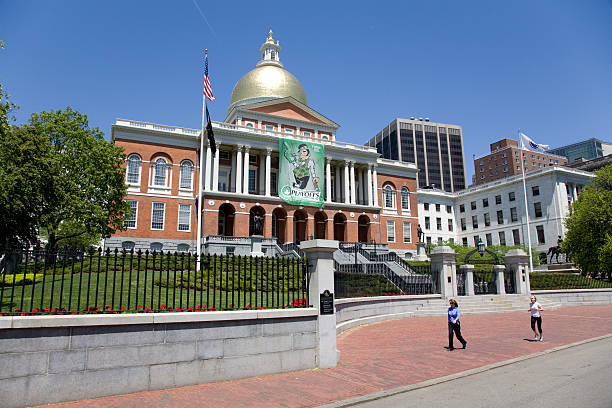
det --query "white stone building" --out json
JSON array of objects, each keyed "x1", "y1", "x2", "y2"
[{"x1": 417, "y1": 166, "x2": 593, "y2": 252}]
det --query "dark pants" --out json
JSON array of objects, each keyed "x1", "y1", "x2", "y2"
[
  {"x1": 293, "y1": 175, "x2": 309, "y2": 189},
  {"x1": 448, "y1": 321, "x2": 466, "y2": 349},
  {"x1": 531, "y1": 316, "x2": 542, "y2": 334}
]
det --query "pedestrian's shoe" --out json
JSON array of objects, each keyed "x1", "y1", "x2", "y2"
[
  {"x1": 448, "y1": 347, "x2": 455, "y2": 351},
  {"x1": 462, "y1": 341, "x2": 467, "y2": 349},
  {"x1": 534, "y1": 335, "x2": 539, "y2": 341},
  {"x1": 539, "y1": 336, "x2": 543, "y2": 342}
]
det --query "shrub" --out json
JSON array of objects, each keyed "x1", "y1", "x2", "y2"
[{"x1": 0, "y1": 273, "x2": 44, "y2": 286}]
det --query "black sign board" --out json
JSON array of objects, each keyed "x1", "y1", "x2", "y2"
[{"x1": 320, "y1": 290, "x2": 334, "y2": 315}]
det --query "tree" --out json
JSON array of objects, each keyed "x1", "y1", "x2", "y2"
[
  {"x1": 562, "y1": 164, "x2": 612, "y2": 279},
  {"x1": 26, "y1": 107, "x2": 130, "y2": 250}
]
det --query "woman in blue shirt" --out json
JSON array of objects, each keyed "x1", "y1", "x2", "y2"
[{"x1": 448, "y1": 298, "x2": 467, "y2": 350}]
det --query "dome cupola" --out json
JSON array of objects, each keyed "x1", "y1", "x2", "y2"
[{"x1": 229, "y1": 30, "x2": 308, "y2": 113}]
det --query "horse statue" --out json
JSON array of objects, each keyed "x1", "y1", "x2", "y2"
[{"x1": 546, "y1": 236, "x2": 566, "y2": 264}]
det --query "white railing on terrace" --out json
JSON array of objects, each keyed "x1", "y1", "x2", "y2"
[
  {"x1": 213, "y1": 121, "x2": 378, "y2": 154},
  {"x1": 115, "y1": 119, "x2": 201, "y2": 137}
]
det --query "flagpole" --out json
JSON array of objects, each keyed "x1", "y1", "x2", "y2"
[
  {"x1": 196, "y1": 50, "x2": 207, "y2": 273},
  {"x1": 518, "y1": 129, "x2": 534, "y2": 274}
]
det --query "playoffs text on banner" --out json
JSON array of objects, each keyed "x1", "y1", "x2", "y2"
[{"x1": 278, "y1": 138, "x2": 325, "y2": 207}]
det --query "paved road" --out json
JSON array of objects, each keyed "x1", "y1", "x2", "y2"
[{"x1": 348, "y1": 337, "x2": 612, "y2": 408}]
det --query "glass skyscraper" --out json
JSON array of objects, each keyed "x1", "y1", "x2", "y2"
[
  {"x1": 366, "y1": 118, "x2": 466, "y2": 192},
  {"x1": 547, "y1": 138, "x2": 612, "y2": 163}
]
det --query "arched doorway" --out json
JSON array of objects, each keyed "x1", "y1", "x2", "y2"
[
  {"x1": 249, "y1": 206, "x2": 265, "y2": 236},
  {"x1": 272, "y1": 207, "x2": 287, "y2": 243},
  {"x1": 333, "y1": 212, "x2": 347, "y2": 242},
  {"x1": 358, "y1": 215, "x2": 370, "y2": 243},
  {"x1": 294, "y1": 210, "x2": 307, "y2": 243},
  {"x1": 314, "y1": 211, "x2": 327, "y2": 239},
  {"x1": 218, "y1": 203, "x2": 235, "y2": 236}
]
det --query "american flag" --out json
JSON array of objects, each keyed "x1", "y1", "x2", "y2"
[{"x1": 203, "y1": 51, "x2": 214, "y2": 101}]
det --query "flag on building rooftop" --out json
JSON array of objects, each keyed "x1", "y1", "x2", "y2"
[{"x1": 520, "y1": 132, "x2": 550, "y2": 153}]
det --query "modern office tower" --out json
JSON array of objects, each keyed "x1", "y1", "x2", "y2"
[
  {"x1": 547, "y1": 138, "x2": 612, "y2": 163},
  {"x1": 473, "y1": 138, "x2": 568, "y2": 185},
  {"x1": 366, "y1": 118, "x2": 466, "y2": 192}
]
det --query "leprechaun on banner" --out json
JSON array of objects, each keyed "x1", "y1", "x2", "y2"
[{"x1": 278, "y1": 138, "x2": 325, "y2": 207}]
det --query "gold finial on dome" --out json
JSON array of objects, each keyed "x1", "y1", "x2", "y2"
[{"x1": 267, "y1": 29, "x2": 274, "y2": 43}]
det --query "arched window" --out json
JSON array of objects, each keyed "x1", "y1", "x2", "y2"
[
  {"x1": 126, "y1": 154, "x2": 141, "y2": 184},
  {"x1": 153, "y1": 158, "x2": 168, "y2": 186},
  {"x1": 122, "y1": 241, "x2": 135, "y2": 251},
  {"x1": 383, "y1": 185, "x2": 395, "y2": 209},
  {"x1": 245, "y1": 122, "x2": 254, "y2": 128},
  {"x1": 401, "y1": 187, "x2": 410, "y2": 211},
  {"x1": 179, "y1": 160, "x2": 193, "y2": 189},
  {"x1": 150, "y1": 242, "x2": 163, "y2": 252},
  {"x1": 177, "y1": 244, "x2": 190, "y2": 252}
]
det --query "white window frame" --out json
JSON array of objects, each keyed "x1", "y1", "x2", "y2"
[
  {"x1": 124, "y1": 200, "x2": 138, "y2": 229},
  {"x1": 149, "y1": 157, "x2": 172, "y2": 194},
  {"x1": 265, "y1": 124, "x2": 275, "y2": 135},
  {"x1": 151, "y1": 202, "x2": 166, "y2": 230},
  {"x1": 383, "y1": 185, "x2": 395, "y2": 209},
  {"x1": 387, "y1": 220, "x2": 395, "y2": 243},
  {"x1": 218, "y1": 165, "x2": 231, "y2": 192},
  {"x1": 126, "y1": 154, "x2": 142, "y2": 187},
  {"x1": 177, "y1": 204, "x2": 191, "y2": 232},
  {"x1": 403, "y1": 221, "x2": 411, "y2": 243},
  {"x1": 302, "y1": 131, "x2": 311, "y2": 137},
  {"x1": 400, "y1": 187, "x2": 410, "y2": 212},
  {"x1": 179, "y1": 160, "x2": 194, "y2": 191}
]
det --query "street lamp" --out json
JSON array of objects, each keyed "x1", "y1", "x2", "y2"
[
  {"x1": 477, "y1": 238, "x2": 486, "y2": 256},
  {"x1": 370, "y1": 238, "x2": 376, "y2": 258}
]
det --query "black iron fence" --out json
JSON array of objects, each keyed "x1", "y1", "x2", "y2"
[
  {"x1": 530, "y1": 272, "x2": 612, "y2": 290},
  {"x1": 473, "y1": 271, "x2": 497, "y2": 295},
  {"x1": 0, "y1": 248, "x2": 310, "y2": 316}
]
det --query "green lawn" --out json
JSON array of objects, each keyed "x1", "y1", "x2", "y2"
[
  {"x1": 529, "y1": 273, "x2": 612, "y2": 290},
  {"x1": 1, "y1": 269, "x2": 308, "y2": 314}
]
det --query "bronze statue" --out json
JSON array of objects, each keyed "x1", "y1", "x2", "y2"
[
  {"x1": 417, "y1": 224, "x2": 424, "y2": 243},
  {"x1": 252, "y1": 214, "x2": 264, "y2": 236},
  {"x1": 546, "y1": 236, "x2": 564, "y2": 264}
]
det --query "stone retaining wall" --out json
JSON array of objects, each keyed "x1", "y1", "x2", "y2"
[
  {"x1": 0, "y1": 309, "x2": 317, "y2": 408},
  {"x1": 533, "y1": 288, "x2": 612, "y2": 306},
  {"x1": 335, "y1": 295, "x2": 440, "y2": 333}
]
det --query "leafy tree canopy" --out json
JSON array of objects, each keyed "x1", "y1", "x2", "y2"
[
  {"x1": 26, "y1": 107, "x2": 130, "y2": 250},
  {"x1": 562, "y1": 164, "x2": 612, "y2": 279}
]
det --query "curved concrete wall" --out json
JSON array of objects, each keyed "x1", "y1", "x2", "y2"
[
  {"x1": 335, "y1": 294, "x2": 441, "y2": 333},
  {"x1": 533, "y1": 288, "x2": 612, "y2": 306}
]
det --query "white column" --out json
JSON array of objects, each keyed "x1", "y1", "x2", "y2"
[
  {"x1": 204, "y1": 144, "x2": 212, "y2": 191},
  {"x1": 243, "y1": 146, "x2": 250, "y2": 195},
  {"x1": 259, "y1": 152, "x2": 265, "y2": 195},
  {"x1": 335, "y1": 166, "x2": 341, "y2": 202},
  {"x1": 343, "y1": 161, "x2": 350, "y2": 204},
  {"x1": 372, "y1": 166, "x2": 379, "y2": 207},
  {"x1": 357, "y1": 168, "x2": 364, "y2": 205},
  {"x1": 212, "y1": 144, "x2": 220, "y2": 192},
  {"x1": 572, "y1": 184, "x2": 578, "y2": 202},
  {"x1": 366, "y1": 165, "x2": 373, "y2": 206},
  {"x1": 230, "y1": 148, "x2": 237, "y2": 192},
  {"x1": 265, "y1": 148, "x2": 272, "y2": 196},
  {"x1": 325, "y1": 158, "x2": 332, "y2": 203},
  {"x1": 349, "y1": 162, "x2": 356, "y2": 204},
  {"x1": 235, "y1": 146, "x2": 243, "y2": 194}
]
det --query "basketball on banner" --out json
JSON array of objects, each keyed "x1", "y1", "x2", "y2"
[{"x1": 278, "y1": 138, "x2": 325, "y2": 207}]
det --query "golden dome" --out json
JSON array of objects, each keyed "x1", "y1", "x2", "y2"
[
  {"x1": 229, "y1": 65, "x2": 308, "y2": 111},
  {"x1": 228, "y1": 32, "x2": 308, "y2": 112}
]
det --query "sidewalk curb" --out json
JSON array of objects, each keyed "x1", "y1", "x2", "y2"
[{"x1": 317, "y1": 333, "x2": 612, "y2": 408}]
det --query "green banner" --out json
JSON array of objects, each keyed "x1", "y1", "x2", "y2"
[{"x1": 278, "y1": 138, "x2": 325, "y2": 207}]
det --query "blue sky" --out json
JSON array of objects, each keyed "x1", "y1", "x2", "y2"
[{"x1": 1, "y1": 0, "x2": 611, "y2": 182}]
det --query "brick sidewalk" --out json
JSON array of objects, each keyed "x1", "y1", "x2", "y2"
[{"x1": 43, "y1": 305, "x2": 612, "y2": 408}]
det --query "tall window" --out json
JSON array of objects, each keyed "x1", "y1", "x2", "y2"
[
  {"x1": 425, "y1": 216, "x2": 430, "y2": 229},
  {"x1": 249, "y1": 168, "x2": 257, "y2": 193},
  {"x1": 178, "y1": 204, "x2": 191, "y2": 231},
  {"x1": 509, "y1": 191, "x2": 516, "y2": 201},
  {"x1": 534, "y1": 202, "x2": 542, "y2": 218},
  {"x1": 448, "y1": 219, "x2": 453, "y2": 231},
  {"x1": 472, "y1": 215, "x2": 478, "y2": 229},
  {"x1": 512, "y1": 229, "x2": 520, "y2": 245},
  {"x1": 151, "y1": 202, "x2": 165, "y2": 230},
  {"x1": 532, "y1": 186, "x2": 540, "y2": 196},
  {"x1": 484, "y1": 213, "x2": 491, "y2": 226},
  {"x1": 482, "y1": 198, "x2": 489, "y2": 208},
  {"x1": 436, "y1": 217, "x2": 442, "y2": 230},
  {"x1": 495, "y1": 195, "x2": 501, "y2": 205},
  {"x1": 401, "y1": 187, "x2": 410, "y2": 210},
  {"x1": 387, "y1": 220, "x2": 395, "y2": 242},
  {"x1": 498, "y1": 231, "x2": 506, "y2": 246},
  {"x1": 124, "y1": 200, "x2": 138, "y2": 229},
  {"x1": 271, "y1": 172, "x2": 278, "y2": 195},
  {"x1": 384, "y1": 185, "x2": 394, "y2": 209},
  {"x1": 497, "y1": 210, "x2": 504, "y2": 224},
  {"x1": 126, "y1": 154, "x2": 141, "y2": 184},
  {"x1": 486, "y1": 233, "x2": 492, "y2": 246},
  {"x1": 403, "y1": 222, "x2": 411, "y2": 243},
  {"x1": 510, "y1": 207, "x2": 518, "y2": 222},
  {"x1": 536, "y1": 225, "x2": 546, "y2": 244},
  {"x1": 179, "y1": 160, "x2": 193, "y2": 189},
  {"x1": 153, "y1": 158, "x2": 168, "y2": 186},
  {"x1": 460, "y1": 218, "x2": 466, "y2": 231},
  {"x1": 471, "y1": 201, "x2": 477, "y2": 210}
]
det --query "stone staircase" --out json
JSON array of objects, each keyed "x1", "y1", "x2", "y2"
[{"x1": 413, "y1": 294, "x2": 562, "y2": 317}]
